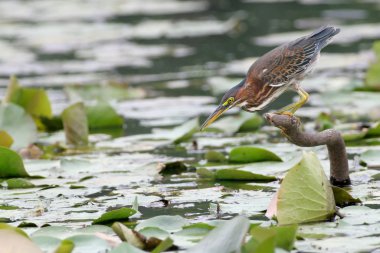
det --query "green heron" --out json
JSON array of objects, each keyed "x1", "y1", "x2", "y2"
[{"x1": 201, "y1": 26, "x2": 340, "y2": 130}]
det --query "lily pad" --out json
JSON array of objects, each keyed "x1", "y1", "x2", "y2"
[
  {"x1": 229, "y1": 146, "x2": 282, "y2": 163},
  {"x1": 92, "y1": 207, "x2": 137, "y2": 224},
  {"x1": 0, "y1": 130, "x2": 13, "y2": 147},
  {"x1": 207, "y1": 112, "x2": 263, "y2": 134},
  {"x1": 276, "y1": 151, "x2": 336, "y2": 225},
  {"x1": 0, "y1": 146, "x2": 29, "y2": 178},
  {"x1": 332, "y1": 186, "x2": 361, "y2": 207},
  {"x1": 0, "y1": 103, "x2": 37, "y2": 150},
  {"x1": 186, "y1": 215, "x2": 249, "y2": 253},
  {"x1": 360, "y1": 150, "x2": 380, "y2": 168},
  {"x1": 110, "y1": 242, "x2": 147, "y2": 253},
  {"x1": 61, "y1": 102, "x2": 89, "y2": 146},
  {"x1": 205, "y1": 151, "x2": 227, "y2": 163},
  {"x1": 86, "y1": 102, "x2": 124, "y2": 130},
  {"x1": 215, "y1": 169, "x2": 277, "y2": 182},
  {"x1": 135, "y1": 215, "x2": 189, "y2": 233},
  {"x1": 249, "y1": 225, "x2": 298, "y2": 251},
  {"x1": 54, "y1": 239, "x2": 74, "y2": 253},
  {"x1": 10, "y1": 87, "x2": 52, "y2": 119},
  {"x1": 1, "y1": 178, "x2": 35, "y2": 189}
]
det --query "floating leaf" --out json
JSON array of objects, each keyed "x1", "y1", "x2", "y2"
[
  {"x1": 135, "y1": 215, "x2": 189, "y2": 233},
  {"x1": 205, "y1": 150, "x2": 227, "y2": 163},
  {"x1": 229, "y1": 146, "x2": 282, "y2": 163},
  {"x1": 3, "y1": 75, "x2": 20, "y2": 104},
  {"x1": 64, "y1": 235, "x2": 110, "y2": 253},
  {"x1": 206, "y1": 112, "x2": 263, "y2": 134},
  {"x1": 151, "y1": 237, "x2": 174, "y2": 253},
  {"x1": 159, "y1": 161, "x2": 187, "y2": 175},
  {"x1": 93, "y1": 207, "x2": 137, "y2": 224},
  {"x1": 360, "y1": 150, "x2": 380, "y2": 168},
  {"x1": 153, "y1": 118, "x2": 199, "y2": 144},
  {"x1": 332, "y1": 186, "x2": 361, "y2": 207},
  {"x1": 10, "y1": 87, "x2": 52, "y2": 119},
  {"x1": 54, "y1": 239, "x2": 74, "y2": 253},
  {"x1": 186, "y1": 215, "x2": 249, "y2": 253},
  {"x1": 2, "y1": 178, "x2": 34, "y2": 189},
  {"x1": 275, "y1": 152, "x2": 335, "y2": 225},
  {"x1": 365, "y1": 62, "x2": 380, "y2": 91},
  {"x1": 61, "y1": 102, "x2": 89, "y2": 146},
  {"x1": 110, "y1": 242, "x2": 146, "y2": 253},
  {"x1": 0, "y1": 130, "x2": 13, "y2": 147},
  {"x1": 32, "y1": 236, "x2": 61, "y2": 253},
  {"x1": 215, "y1": 169, "x2": 276, "y2": 182},
  {"x1": 249, "y1": 225, "x2": 297, "y2": 251},
  {"x1": 0, "y1": 103, "x2": 37, "y2": 150},
  {"x1": 243, "y1": 227, "x2": 276, "y2": 253},
  {"x1": 65, "y1": 83, "x2": 145, "y2": 102},
  {"x1": 0, "y1": 146, "x2": 29, "y2": 178},
  {"x1": 86, "y1": 102, "x2": 124, "y2": 130}
]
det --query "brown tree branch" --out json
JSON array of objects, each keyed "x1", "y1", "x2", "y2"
[{"x1": 264, "y1": 113, "x2": 351, "y2": 186}]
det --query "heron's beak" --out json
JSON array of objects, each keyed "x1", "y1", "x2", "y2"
[{"x1": 200, "y1": 105, "x2": 229, "y2": 131}]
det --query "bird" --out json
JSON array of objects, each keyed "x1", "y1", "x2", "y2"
[{"x1": 200, "y1": 26, "x2": 340, "y2": 130}]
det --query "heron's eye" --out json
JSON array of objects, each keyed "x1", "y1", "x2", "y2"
[{"x1": 223, "y1": 97, "x2": 235, "y2": 107}]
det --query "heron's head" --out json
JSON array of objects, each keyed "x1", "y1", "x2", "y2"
[{"x1": 200, "y1": 79, "x2": 247, "y2": 130}]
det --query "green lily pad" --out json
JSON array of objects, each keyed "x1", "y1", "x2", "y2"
[
  {"x1": 159, "y1": 161, "x2": 187, "y2": 175},
  {"x1": 10, "y1": 87, "x2": 52, "y2": 119},
  {"x1": 110, "y1": 242, "x2": 147, "y2": 253},
  {"x1": 2, "y1": 178, "x2": 34, "y2": 189},
  {"x1": 207, "y1": 112, "x2": 263, "y2": 134},
  {"x1": 229, "y1": 146, "x2": 282, "y2": 163},
  {"x1": 135, "y1": 215, "x2": 189, "y2": 232},
  {"x1": 64, "y1": 235, "x2": 110, "y2": 253},
  {"x1": 332, "y1": 186, "x2": 361, "y2": 207},
  {"x1": 186, "y1": 215, "x2": 249, "y2": 253},
  {"x1": 0, "y1": 103, "x2": 37, "y2": 150},
  {"x1": 32, "y1": 236, "x2": 61, "y2": 253},
  {"x1": 249, "y1": 225, "x2": 297, "y2": 251},
  {"x1": 151, "y1": 237, "x2": 174, "y2": 253},
  {"x1": 0, "y1": 130, "x2": 13, "y2": 147},
  {"x1": 92, "y1": 207, "x2": 137, "y2": 224},
  {"x1": 86, "y1": 102, "x2": 124, "y2": 130},
  {"x1": 276, "y1": 151, "x2": 335, "y2": 225},
  {"x1": 215, "y1": 169, "x2": 277, "y2": 182},
  {"x1": 61, "y1": 102, "x2": 89, "y2": 146},
  {"x1": 243, "y1": 227, "x2": 276, "y2": 253},
  {"x1": 0, "y1": 146, "x2": 29, "y2": 178},
  {"x1": 365, "y1": 62, "x2": 380, "y2": 91},
  {"x1": 205, "y1": 151, "x2": 227, "y2": 163},
  {"x1": 360, "y1": 150, "x2": 380, "y2": 168},
  {"x1": 54, "y1": 239, "x2": 74, "y2": 253}
]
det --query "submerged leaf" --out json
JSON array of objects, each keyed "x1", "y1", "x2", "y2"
[
  {"x1": 229, "y1": 146, "x2": 282, "y2": 163},
  {"x1": 186, "y1": 215, "x2": 249, "y2": 253},
  {"x1": 159, "y1": 161, "x2": 187, "y2": 175},
  {"x1": 92, "y1": 208, "x2": 137, "y2": 224},
  {"x1": 0, "y1": 146, "x2": 29, "y2": 178},
  {"x1": 61, "y1": 102, "x2": 89, "y2": 146},
  {"x1": 135, "y1": 215, "x2": 189, "y2": 232},
  {"x1": 276, "y1": 152, "x2": 335, "y2": 225}
]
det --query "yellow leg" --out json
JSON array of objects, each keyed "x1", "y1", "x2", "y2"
[{"x1": 275, "y1": 87, "x2": 309, "y2": 115}]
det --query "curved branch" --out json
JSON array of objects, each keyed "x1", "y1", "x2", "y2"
[{"x1": 264, "y1": 113, "x2": 351, "y2": 186}]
